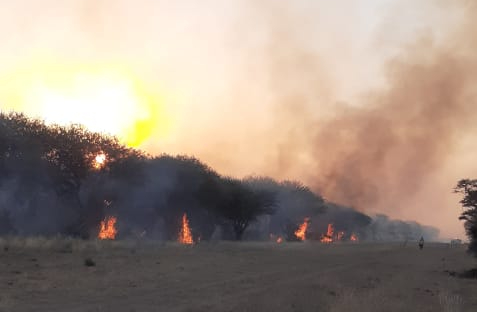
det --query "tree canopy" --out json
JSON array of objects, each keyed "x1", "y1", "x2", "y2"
[
  {"x1": 455, "y1": 179, "x2": 477, "y2": 255},
  {"x1": 0, "y1": 111, "x2": 439, "y2": 241}
]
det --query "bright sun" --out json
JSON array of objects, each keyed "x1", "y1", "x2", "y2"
[
  {"x1": 0, "y1": 60, "x2": 170, "y2": 148},
  {"x1": 95, "y1": 153, "x2": 106, "y2": 166}
]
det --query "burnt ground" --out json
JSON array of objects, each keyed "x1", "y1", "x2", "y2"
[{"x1": 0, "y1": 239, "x2": 476, "y2": 312}]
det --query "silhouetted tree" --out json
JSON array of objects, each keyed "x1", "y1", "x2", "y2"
[
  {"x1": 244, "y1": 176, "x2": 325, "y2": 238},
  {"x1": 217, "y1": 178, "x2": 276, "y2": 240},
  {"x1": 1, "y1": 110, "x2": 438, "y2": 243},
  {"x1": 455, "y1": 179, "x2": 477, "y2": 256},
  {"x1": 142, "y1": 155, "x2": 222, "y2": 240},
  {"x1": 0, "y1": 113, "x2": 76, "y2": 235},
  {"x1": 0, "y1": 112, "x2": 147, "y2": 237},
  {"x1": 40, "y1": 123, "x2": 146, "y2": 237}
]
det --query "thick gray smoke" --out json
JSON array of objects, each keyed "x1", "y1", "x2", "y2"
[
  {"x1": 309, "y1": 36, "x2": 477, "y2": 212},
  {"x1": 237, "y1": 1, "x2": 477, "y2": 238},
  {"x1": 243, "y1": 177, "x2": 439, "y2": 241},
  {"x1": 365, "y1": 214, "x2": 439, "y2": 242}
]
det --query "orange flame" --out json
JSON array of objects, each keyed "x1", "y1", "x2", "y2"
[
  {"x1": 295, "y1": 217, "x2": 310, "y2": 241},
  {"x1": 98, "y1": 216, "x2": 117, "y2": 240},
  {"x1": 277, "y1": 236, "x2": 283, "y2": 243},
  {"x1": 320, "y1": 223, "x2": 334, "y2": 243},
  {"x1": 350, "y1": 233, "x2": 359, "y2": 242},
  {"x1": 178, "y1": 213, "x2": 193, "y2": 245}
]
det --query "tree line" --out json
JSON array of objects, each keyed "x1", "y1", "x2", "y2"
[{"x1": 0, "y1": 112, "x2": 439, "y2": 242}]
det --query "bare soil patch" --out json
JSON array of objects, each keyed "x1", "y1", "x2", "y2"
[{"x1": 0, "y1": 238, "x2": 475, "y2": 312}]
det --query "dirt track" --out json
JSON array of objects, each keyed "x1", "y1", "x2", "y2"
[{"x1": 0, "y1": 239, "x2": 476, "y2": 312}]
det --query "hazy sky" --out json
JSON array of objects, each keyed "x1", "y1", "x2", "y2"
[{"x1": 0, "y1": 0, "x2": 475, "y2": 239}]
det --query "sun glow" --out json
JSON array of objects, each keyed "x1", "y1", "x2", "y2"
[
  {"x1": 93, "y1": 153, "x2": 107, "y2": 169},
  {"x1": 0, "y1": 60, "x2": 170, "y2": 148}
]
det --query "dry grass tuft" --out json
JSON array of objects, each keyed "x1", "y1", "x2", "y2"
[
  {"x1": 84, "y1": 258, "x2": 96, "y2": 267},
  {"x1": 439, "y1": 290, "x2": 463, "y2": 312}
]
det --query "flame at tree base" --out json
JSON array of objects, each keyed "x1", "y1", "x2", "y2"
[
  {"x1": 295, "y1": 217, "x2": 310, "y2": 241},
  {"x1": 271, "y1": 221, "x2": 359, "y2": 244},
  {"x1": 178, "y1": 213, "x2": 193, "y2": 245},
  {"x1": 320, "y1": 223, "x2": 334, "y2": 243},
  {"x1": 98, "y1": 216, "x2": 117, "y2": 240}
]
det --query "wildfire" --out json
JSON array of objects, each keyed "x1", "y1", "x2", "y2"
[
  {"x1": 98, "y1": 216, "x2": 117, "y2": 240},
  {"x1": 178, "y1": 213, "x2": 193, "y2": 245},
  {"x1": 93, "y1": 153, "x2": 107, "y2": 169},
  {"x1": 320, "y1": 223, "x2": 334, "y2": 243},
  {"x1": 350, "y1": 233, "x2": 359, "y2": 242},
  {"x1": 294, "y1": 217, "x2": 310, "y2": 241}
]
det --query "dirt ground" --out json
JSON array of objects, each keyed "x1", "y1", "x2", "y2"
[{"x1": 0, "y1": 238, "x2": 476, "y2": 312}]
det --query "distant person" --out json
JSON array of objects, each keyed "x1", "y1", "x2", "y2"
[{"x1": 419, "y1": 236, "x2": 424, "y2": 250}]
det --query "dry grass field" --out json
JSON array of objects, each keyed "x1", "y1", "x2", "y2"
[{"x1": 0, "y1": 238, "x2": 475, "y2": 312}]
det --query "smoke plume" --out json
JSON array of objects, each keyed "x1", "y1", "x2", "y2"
[
  {"x1": 226, "y1": 0, "x2": 477, "y2": 238},
  {"x1": 0, "y1": 1, "x2": 476, "y2": 238}
]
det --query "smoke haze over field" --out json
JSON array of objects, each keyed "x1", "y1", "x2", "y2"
[{"x1": 0, "y1": 1, "x2": 476, "y2": 238}]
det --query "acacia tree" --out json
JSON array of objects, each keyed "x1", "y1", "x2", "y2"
[
  {"x1": 217, "y1": 178, "x2": 276, "y2": 240},
  {"x1": 143, "y1": 155, "x2": 222, "y2": 240},
  {"x1": 0, "y1": 112, "x2": 147, "y2": 237},
  {"x1": 455, "y1": 179, "x2": 477, "y2": 255},
  {"x1": 244, "y1": 176, "x2": 326, "y2": 239},
  {"x1": 44, "y1": 125, "x2": 146, "y2": 237}
]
